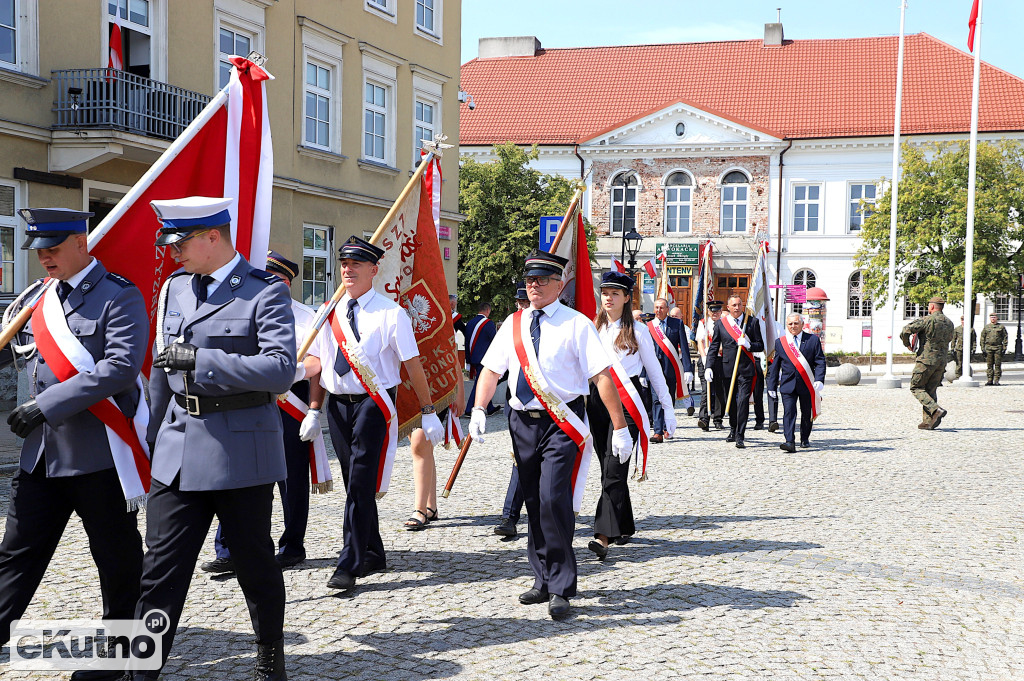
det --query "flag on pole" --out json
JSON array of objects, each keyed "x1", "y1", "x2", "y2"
[
  {"x1": 690, "y1": 241, "x2": 713, "y2": 336},
  {"x1": 657, "y1": 250, "x2": 674, "y2": 301},
  {"x1": 88, "y1": 56, "x2": 274, "y2": 375},
  {"x1": 108, "y1": 20, "x2": 124, "y2": 71},
  {"x1": 749, "y1": 242, "x2": 778, "y2": 361},
  {"x1": 550, "y1": 204, "x2": 597, "y2": 319},
  {"x1": 968, "y1": 0, "x2": 980, "y2": 51},
  {"x1": 374, "y1": 151, "x2": 461, "y2": 438},
  {"x1": 610, "y1": 255, "x2": 626, "y2": 274},
  {"x1": 642, "y1": 257, "x2": 657, "y2": 280}
]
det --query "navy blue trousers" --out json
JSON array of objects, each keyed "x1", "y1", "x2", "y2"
[
  {"x1": 782, "y1": 387, "x2": 814, "y2": 445},
  {"x1": 502, "y1": 466, "x2": 524, "y2": 523}
]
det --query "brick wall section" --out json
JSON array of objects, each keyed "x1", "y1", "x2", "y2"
[{"x1": 591, "y1": 156, "x2": 771, "y2": 239}]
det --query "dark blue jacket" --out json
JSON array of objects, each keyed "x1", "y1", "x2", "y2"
[
  {"x1": 650, "y1": 316, "x2": 693, "y2": 387},
  {"x1": 464, "y1": 314, "x2": 496, "y2": 365},
  {"x1": 766, "y1": 334, "x2": 827, "y2": 395}
]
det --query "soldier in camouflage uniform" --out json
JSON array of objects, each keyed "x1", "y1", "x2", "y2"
[
  {"x1": 979, "y1": 312, "x2": 1008, "y2": 386},
  {"x1": 950, "y1": 315, "x2": 977, "y2": 381},
  {"x1": 900, "y1": 296, "x2": 954, "y2": 430}
]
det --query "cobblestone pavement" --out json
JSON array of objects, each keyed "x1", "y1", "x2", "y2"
[{"x1": 1, "y1": 381, "x2": 1023, "y2": 680}]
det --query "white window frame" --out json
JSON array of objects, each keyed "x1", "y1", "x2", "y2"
[
  {"x1": 102, "y1": 0, "x2": 167, "y2": 82},
  {"x1": 792, "y1": 268, "x2": 816, "y2": 314},
  {"x1": 412, "y1": 72, "x2": 444, "y2": 167},
  {"x1": 363, "y1": 80, "x2": 388, "y2": 162},
  {"x1": 662, "y1": 170, "x2": 693, "y2": 235},
  {"x1": 299, "y1": 21, "x2": 345, "y2": 157},
  {"x1": 214, "y1": 0, "x2": 264, "y2": 92},
  {"x1": 609, "y1": 172, "x2": 638, "y2": 237},
  {"x1": 792, "y1": 182, "x2": 822, "y2": 233},
  {"x1": 994, "y1": 294, "x2": 1021, "y2": 322},
  {"x1": 364, "y1": 0, "x2": 397, "y2": 23},
  {"x1": 360, "y1": 48, "x2": 400, "y2": 169},
  {"x1": 304, "y1": 59, "x2": 333, "y2": 151},
  {"x1": 848, "y1": 270, "x2": 871, "y2": 319},
  {"x1": 0, "y1": 180, "x2": 24, "y2": 298},
  {"x1": 414, "y1": 0, "x2": 442, "y2": 43},
  {"x1": 302, "y1": 224, "x2": 333, "y2": 308},
  {"x1": 0, "y1": 0, "x2": 18, "y2": 70},
  {"x1": 720, "y1": 170, "x2": 749, "y2": 234},
  {"x1": 903, "y1": 270, "x2": 927, "y2": 319},
  {"x1": 848, "y1": 181, "x2": 877, "y2": 233}
]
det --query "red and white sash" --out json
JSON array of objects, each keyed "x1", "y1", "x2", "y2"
[
  {"x1": 723, "y1": 316, "x2": 759, "y2": 395},
  {"x1": 327, "y1": 306, "x2": 398, "y2": 499},
  {"x1": 512, "y1": 310, "x2": 593, "y2": 513},
  {"x1": 782, "y1": 334, "x2": 822, "y2": 420},
  {"x1": 443, "y1": 408, "x2": 463, "y2": 449},
  {"x1": 647, "y1": 321, "x2": 688, "y2": 399},
  {"x1": 278, "y1": 391, "x2": 333, "y2": 493},
  {"x1": 31, "y1": 280, "x2": 151, "y2": 509},
  {"x1": 465, "y1": 316, "x2": 490, "y2": 376},
  {"x1": 607, "y1": 360, "x2": 652, "y2": 481}
]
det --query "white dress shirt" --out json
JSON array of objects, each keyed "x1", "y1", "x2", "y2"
[
  {"x1": 308, "y1": 287, "x2": 419, "y2": 394},
  {"x1": 598, "y1": 317, "x2": 674, "y2": 413},
  {"x1": 482, "y1": 300, "x2": 610, "y2": 411},
  {"x1": 291, "y1": 298, "x2": 315, "y2": 355}
]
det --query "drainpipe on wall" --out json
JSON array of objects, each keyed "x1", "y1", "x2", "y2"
[{"x1": 774, "y1": 139, "x2": 793, "y2": 319}]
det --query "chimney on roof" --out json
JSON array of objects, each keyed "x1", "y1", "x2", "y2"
[
  {"x1": 478, "y1": 36, "x2": 542, "y2": 59},
  {"x1": 763, "y1": 22, "x2": 784, "y2": 47}
]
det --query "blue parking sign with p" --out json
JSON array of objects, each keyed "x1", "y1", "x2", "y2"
[{"x1": 539, "y1": 216, "x2": 563, "y2": 252}]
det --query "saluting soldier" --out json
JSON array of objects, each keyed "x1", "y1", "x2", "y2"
[
  {"x1": 950, "y1": 315, "x2": 976, "y2": 381},
  {"x1": 900, "y1": 296, "x2": 954, "y2": 429},
  {"x1": 130, "y1": 197, "x2": 297, "y2": 681},
  {"x1": 979, "y1": 312, "x2": 1008, "y2": 386},
  {"x1": 302, "y1": 236, "x2": 444, "y2": 592},
  {"x1": 706, "y1": 294, "x2": 764, "y2": 448},
  {"x1": 201, "y1": 250, "x2": 323, "y2": 575},
  {"x1": 469, "y1": 250, "x2": 633, "y2": 619},
  {"x1": 0, "y1": 208, "x2": 148, "y2": 681}
]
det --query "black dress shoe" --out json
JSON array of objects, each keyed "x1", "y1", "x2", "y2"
[
  {"x1": 494, "y1": 517, "x2": 518, "y2": 537},
  {"x1": 253, "y1": 639, "x2": 286, "y2": 681},
  {"x1": 548, "y1": 595, "x2": 571, "y2": 619},
  {"x1": 200, "y1": 557, "x2": 235, "y2": 574},
  {"x1": 327, "y1": 566, "x2": 356, "y2": 590},
  {"x1": 613, "y1": 536, "x2": 630, "y2": 546},
  {"x1": 519, "y1": 587, "x2": 549, "y2": 605},
  {"x1": 70, "y1": 671, "x2": 129, "y2": 680},
  {"x1": 780, "y1": 442, "x2": 796, "y2": 453},
  {"x1": 799, "y1": 441, "x2": 810, "y2": 448},
  {"x1": 360, "y1": 558, "x2": 387, "y2": 576},
  {"x1": 587, "y1": 540, "x2": 608, "y2": 560},
  {"x1": 735, "y1": 440, "x2": 745, "y2": 449},
  {"x1": 768, "y1": 421, "x2": 779, "y2": 433},
  {"x1": 687, "y1": 406, "x2": 695, "y2": 416},
  {"x1": 697, "y1": 419, "x2": 709, "y2": 431},
  {"x1": 714, "y1": 421, "x2": 725, "y2": 430},
  {"x1": 276, "y1": 553, "x2": 304, "y2": 569},
  {"x1": 725, "y1": 434, "x2": 735, "y2": 443},
  {"x1": 753, "y1": 421, "x2": 764, "y2": 430}
]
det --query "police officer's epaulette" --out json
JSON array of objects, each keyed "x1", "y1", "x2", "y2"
[
  {"x1": 106, "y1": 272, "x2": 137, "y2": 288},
  {"x1": 248, "y1": 268, "x2": 280, "y2": 286}
]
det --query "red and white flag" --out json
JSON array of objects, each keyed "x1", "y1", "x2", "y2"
[
  {"x1": 968, "y1": 0, "x2": 981, "y2": 52},
  {"x1": 658, "y1": 250, "x2": 675, "y2": 300},
  {"x1": 87, "y1": 56, "x2": 274, "y2": 375},
  {"x1": 642, "y1": 257, "x2": 658, "y2": 280},
  {"x1": 108, "y1": 20, "x2": 124, "y2": 71},
  {"x1": 550, "y1": 203, "x2": 596, "y2": 319},
  {"x1": 610, "y1": 255, "x2": 626, "y2": 274}
]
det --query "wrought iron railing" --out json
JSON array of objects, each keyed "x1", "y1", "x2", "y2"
[{"x1": 52, "y1": 69, "x2": 212, "y2": 141}]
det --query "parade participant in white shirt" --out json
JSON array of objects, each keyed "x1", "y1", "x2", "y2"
[
  {"x1": 696, "y1": 301, "x2": 725, "y2": 431},
  {"x1": 586, "y1": 271, "x2": 675, "y2": 561},
  {"x1": 468, "y1": 250, "x2": 633, "y2": 619},
  {"x1": 302, "y1": 236, "x2": 444, "y2": 592}
]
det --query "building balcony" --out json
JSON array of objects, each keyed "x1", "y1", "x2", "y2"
[{"x1": 49, "y1": 69, "x2": 211, "y2": 173}]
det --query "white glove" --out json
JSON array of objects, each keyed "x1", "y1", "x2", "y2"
[
  {"x1": 813, "y1": 381, "x2": 824, "y2": 394},
  {"x1": 293, "y1": 361, "x2": 307, "y2": 383},
  {"x1": 684, "y1": 371, "x2": 693, "y2": 385},
  {"x1": 612, "y1": 427, "x2": 633, "y2": 464},
  {"x1": 737, "y1": 335, "x2": 751, "y2": 349},
  {"x1": 663, "y1": 410, "x2": 677, "y2": 438},
  {"x1": 469, "y1": 408, "x2": 487, "y2": 443},
  {"x1": 768, "y1": 390, "x2": 777, "y2": 399},
  {"x1": 420, "y1": 412, "x2": 444, "y2": 447},
  {"x1": 704, "y1": 368, "x2": 713, "y2": 382},
  {"x1": 299, "y1": 409, "x2": 321, "y2": 442}
]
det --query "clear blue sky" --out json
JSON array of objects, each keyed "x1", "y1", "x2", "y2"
[{"x1": 461, "y1": 0, "x2": 1024, "y2": 79}]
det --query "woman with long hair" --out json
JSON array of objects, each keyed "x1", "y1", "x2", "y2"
[{"x1": 587, "y1": 271, "x2": 676, "y2": 560}]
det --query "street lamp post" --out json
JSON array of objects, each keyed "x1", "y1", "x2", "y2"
[{"x1": 622, "y1": 227, "x2": 644, "y2": 306}]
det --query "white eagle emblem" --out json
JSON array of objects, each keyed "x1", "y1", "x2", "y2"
[{"x1": 401, "y1": 293, "x2": 436, "y2": 334}]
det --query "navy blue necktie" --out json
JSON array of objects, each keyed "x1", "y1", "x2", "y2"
[
  {"x1": 515, "y1": 309, "x2": 543, "y2": 405},
  {"x1": 193, "y1": 275, "x2": 214, "y2": 303},
  {"x1": 334, "y1": 298, "x2": 361, "y2": 377},
  {"x1": 56, "y1": 281, "x2": 73, "y2": 303}
]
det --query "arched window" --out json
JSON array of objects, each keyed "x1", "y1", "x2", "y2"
[
  {"x1": 720, "y1": 170, "x2": 749, "y2": 233},
  {"x1": 663, "y1": 172, "x2": 692, "y2": 234},
  {"x1": 848, "y1": 270, "x2": 872, "y2": 318},
  {"x1": 610, "y1": 172, "x2": 637, "y2": 236},
  {"x1": 792, "y1": 269, "x2": 815, "y2": 314},
  {"x1": 904, "y1": 270, "x2": 927, "y2": 318}
]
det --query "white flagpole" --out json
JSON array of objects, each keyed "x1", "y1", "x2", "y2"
[
  {"x1": 956, "y1": 0, "x2": 983, "y2": 387},
  {"x1": 879, "y1": 0, "x2": 908, "y2": 390}
]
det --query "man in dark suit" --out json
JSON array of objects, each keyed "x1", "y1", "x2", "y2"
[
  {"x1": 649, "y1": 297, "x2": 693, "y2": 442},
  {"x1": 706, "y1": 294, "x2": 764, "y2": 448},
  {"x1": 464, "y1": 301, "x2": 498, "y2": 414},
  {"x1": 767, "y1": 313, "x2": 827, "y2": 452}
]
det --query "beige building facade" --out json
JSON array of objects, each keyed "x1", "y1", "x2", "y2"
[{"x1": 0, "y1": 0, "x2": 464, "y2": 308}]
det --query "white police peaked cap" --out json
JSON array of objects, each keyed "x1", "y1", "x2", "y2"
[{"x1": 151, "y1": 196, "x2": 233, "y2": 246}]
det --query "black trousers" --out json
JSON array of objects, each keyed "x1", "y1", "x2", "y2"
[
  {"x1": 133, "y1": 477, "x2": 283, "y2": 677},
  {"x1": 326, "y1": 391, "x2": 389, "y2": 575},
  {"x1": 782, "y1": 388, "x2": 814, "y2": 445},
  {"x1": 509, "y1": 397, "x2": 586, "y2": 599},
  {"x1": 697, "y1": 357, "x2": 725, "y2": 423},
  {"x1": 587, "y1": 378, "x2": 648, "y2": 541},
  {"x1": 0, "y1": 463, "x2": 142, "y2": 647},
  {"x1": 752, "y1": 363, "x2": 765, "y2": 424},
  {"x1": 727, "y1": 372, "x2": 755, "y2": 440}
]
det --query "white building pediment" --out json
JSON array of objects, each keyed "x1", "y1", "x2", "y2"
[{"x1": 583, "y1": 102, "x2": 780, "y2": 149}]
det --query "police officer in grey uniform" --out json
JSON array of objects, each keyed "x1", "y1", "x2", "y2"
[
  {"x1": 0, "y1": 208, "x2": 147, "y2": 681},
  {"x1": 128, "y1": 197, "x2": 296, "y2": 681}
]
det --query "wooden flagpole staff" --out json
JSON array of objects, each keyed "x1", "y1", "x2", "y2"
[
  {"x1": 548, "y1": 184, "x2": 585, "y2": 253},
  {"x1": 724, "y1": 310, "x2": 750, "y2": 412},
  {"x1": 0, "y1": 281, "x2": 53, "y2": 354},
  {"x1": 441, "y1": 435, "x2": 473, "y2": 499}
]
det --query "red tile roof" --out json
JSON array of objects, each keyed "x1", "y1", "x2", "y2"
[{"x1": 459, "y1": 34, "x2": 1024, "y2": 145}]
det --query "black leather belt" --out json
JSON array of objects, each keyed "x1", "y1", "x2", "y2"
[
  {"x1": 175, "y1": 391, "x2": 272, "y2": 416},
  {"x1": 521, "y1": 396, "x2": 585, "y2": 419},
  {"x1": 331, "y1": 387, "x2": 398, "y2": 404}
]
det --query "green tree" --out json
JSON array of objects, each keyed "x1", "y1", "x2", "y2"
[
  {"x1": 457, "y1": 143, "x2": 591, "y2": 318},
  {"x1": 855, "y1": 140, "x2": 1024, "y2": 309}
]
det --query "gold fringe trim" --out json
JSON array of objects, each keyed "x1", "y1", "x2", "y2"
[
  {"x1": 396, "y1": 389, "x2": 457, "y2": 441},
  {"x1": 375, "y1": 490, "x2": 387, "y2": 500},
  {"x1": 311, "y1": 480, "x2": 334, "y2": 494}
]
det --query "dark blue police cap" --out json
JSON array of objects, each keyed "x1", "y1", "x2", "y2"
[
  {"x1": 19, "y1": 208, "x2": 93, "y2": 250},
  {"x1": 523, "y1": 249, "x2": 568, "y2": 278},
  {"x1": 265, "y1": 250, "x2": 299, "y2": 280},
  {"x1": 515, "y1": 280, "x2": 528, "y2": 299},
  {"x1": 599, "y1": 271, "x2": 635, "y2": 292},
  {"x1": 338, "y1": 235, "x2": 384, "y2": 264}
]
